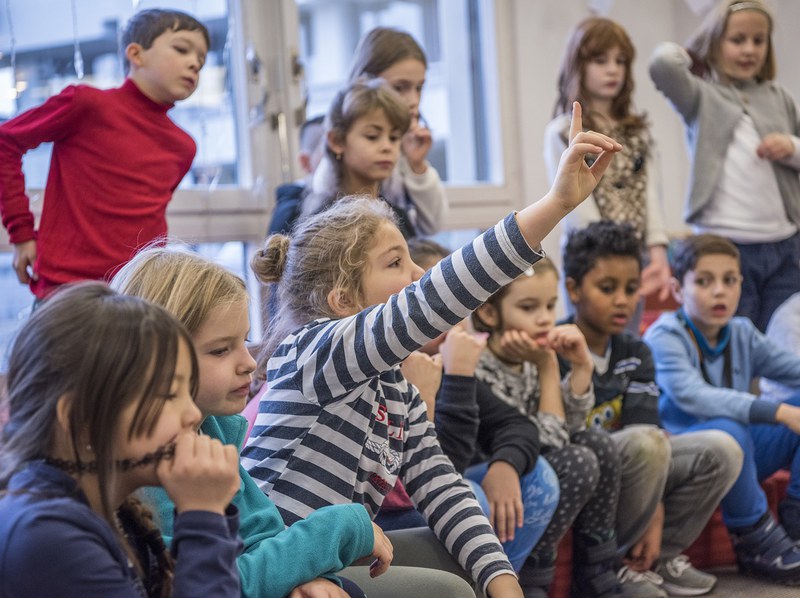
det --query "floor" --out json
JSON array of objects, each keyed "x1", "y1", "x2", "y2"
[{"x1": 706, "y1": 566, "x2": 800, "y2": 597}]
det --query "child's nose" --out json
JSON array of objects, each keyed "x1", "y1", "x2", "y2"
[
  {"x1": 185, "y1": 399, "x2": 203, "y2": 428},
  {"x1": 412, "y1": 263, "x2": 425, "y2": 281},
  {"x1": 240, "y1": 350, "x2": 257, "y2": 375}
]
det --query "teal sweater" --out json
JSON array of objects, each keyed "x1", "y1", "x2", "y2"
[{"x1": 143, "y1": 414, "x2": 374, "y2": 598}]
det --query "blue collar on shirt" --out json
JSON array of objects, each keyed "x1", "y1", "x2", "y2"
[{"x1": 678, "y1": 307, "x2": 731, "y2": 359}]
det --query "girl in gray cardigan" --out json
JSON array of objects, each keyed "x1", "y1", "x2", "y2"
[{"x1": 649, "y1": 0, "x2": 800, "y2": 332}]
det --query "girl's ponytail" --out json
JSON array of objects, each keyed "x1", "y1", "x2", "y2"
[
  {"x1": 252, "y1": 235, "x2": 290, "y2": 284},
  {"x1": 118, "y1": 496, "x2": 175, "y2": 598}
]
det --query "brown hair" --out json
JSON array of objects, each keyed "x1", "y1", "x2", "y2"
[
  {"x1": 471, "y1": 257, "x2": 559, "y2": 334},
  {"x1": 111, "y1": 245, "x2": 248, "y2": 335},
  {"x1": 0, "y1": 282, "x2": 198, "y2": 597},
  {"x1": 671, "y1": 234, "x2": 741, "y2": 284},
  {"x1": 407, "y1": 238, "x2": 451, "y2": 271},
  {"x1": 252, "y1": 196, "x2": 398, "y2": 377},
  {"x1": 554, "y1": 17, "x2": 645, "y2": 131},
  {"x1": 302, "y1": 79, "x2": 411, "y2": 218},
  {"x1": 348, "y1": 27, "x2": 427, "y2": 83},
  {"x1": 121, "y1": 8, "x2": 209, "y2": 72},
  {"x1": 686, "y1": 0, "x2": 775, "y2": 82}
]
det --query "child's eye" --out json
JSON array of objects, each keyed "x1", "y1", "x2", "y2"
[
  {"x1": 694, "y1": 277, "x2": 711, "y2": 288},
  {"x1": 210, "y1": 347, "x2": 230, "y2": 356},
  {"x1": 394, "y1": 83, "x2": 410, "y2": 94},
  {"x1": 174, "y1": 46, "x2": 189, "y2": 54},
  {"x1": 365, "y1": 134, "x2": 379, "y2": 141},
  {"x1": 599, "y1": 284, "x2": 615, "y2": 295},
  {"x1": 388, "y1": 258, "x2": 401, "y2": 268},
  {"x1": 626, "y1": 284, "x2": 640, "y2": 296},
  {"x1": 547, "y1": 302, "x2": 557, "y2": 311},
  {"x1": 389, "y1": 134, "x2": 401, "y2": 143},
  {"x1": 723, "y1": 275, "x2": 741, "y2": 287}
]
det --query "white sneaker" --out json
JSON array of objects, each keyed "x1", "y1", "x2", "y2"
[
  {"x1": 617, "y1": 566, "x2": 668, "y2": 598},
  {"x1": 654, "y1": 555, "x2": 717, "y2": 596}
]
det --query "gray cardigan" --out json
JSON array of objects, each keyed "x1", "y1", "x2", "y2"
[{"x1": 649, "y1": 42, "x2": 800, "y2": 227}]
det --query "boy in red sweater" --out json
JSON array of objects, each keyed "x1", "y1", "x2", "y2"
[{"x1": 0, "y1": 9, "x2": 209, "y2": 300}]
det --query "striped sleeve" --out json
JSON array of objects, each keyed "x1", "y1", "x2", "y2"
[
  {"x1": 278, "y1": 214, "x2": 542, "y2": 405},
  {"x1": 401, "y1": 393, "x2": 516, "y2": 592}
]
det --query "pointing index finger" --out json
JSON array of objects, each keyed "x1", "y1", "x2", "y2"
[{"x1": 569, "y1": 101, "x2": 583, "y2": 143}]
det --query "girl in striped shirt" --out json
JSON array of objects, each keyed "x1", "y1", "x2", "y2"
[{"x1": 243, "y1": 105, "x2": 621, "y2": 597}]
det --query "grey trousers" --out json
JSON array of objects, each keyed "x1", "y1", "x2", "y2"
[
  {"x1": 342, "y1": 528, "x2": 479, "y2": 597},
  {"x1": 613, "y1": 425, "x2": 743, "y2": 560}
]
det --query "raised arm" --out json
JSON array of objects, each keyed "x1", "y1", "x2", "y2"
[{"x1": 649, "y1": 42, "x2": 703, "y2": 124}]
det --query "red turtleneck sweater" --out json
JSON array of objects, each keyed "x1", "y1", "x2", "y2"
[{"x1": 0, "y1": 78, "x2": 196, "y2": 298}]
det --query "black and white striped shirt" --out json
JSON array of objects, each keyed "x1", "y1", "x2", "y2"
[{"x1": 242, "y1": 214, "x2": 542, "y2": 591}]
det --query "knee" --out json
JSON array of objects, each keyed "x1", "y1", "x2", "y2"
[
  {"x1": 700, "y1": 430, "x2": 745, "y2": 480},
  {"x1": 620, "y1": 426, "x2": 672, "y2": 471},
  {"x1": 698, "y1": 419, "x2": 751, "y2": 453},
  {"x1": 557, "y1": 445, "x2": 601, "y2": 495}
]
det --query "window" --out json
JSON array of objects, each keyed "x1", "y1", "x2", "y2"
[
  {"x1": 297, "y1": 0, "x2": 503, "y2": 185},
  {"x1": 0, "y1": 0, "x2": 239, "y2": 187}
]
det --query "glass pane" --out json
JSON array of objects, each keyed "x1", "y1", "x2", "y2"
[
  {"x1": 0, "y1": 0, "x2": 240, "y2": 187},
  {"x1": 296, "y1": 0, "x2": 502, "y2": 185}
]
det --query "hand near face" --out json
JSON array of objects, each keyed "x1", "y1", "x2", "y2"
[
  {"x1": 757, "y1": 133, "x2": 795, "y2": 162},
  {"x1": 546, "y1": 324, "x2": 593, "y2": 368},
  {"x1": 499, "y1": 329, "x2": 554, "y2": 367},
  {"x1": 157, "y1": 432, "x2": 240, "y2": 515},
  {"x1": 439, "y1": 326, "x2": 487, "y2": 377},
  {"x1": 403, "y1": 117, "x2": 433, "y2": 174},
  {"x1": 400, "y1": 350, "x2": 443, "y2": 420}
]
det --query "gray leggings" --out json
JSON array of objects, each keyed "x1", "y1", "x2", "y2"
[
  {"x1": 528, "y1": 428, "x2": 622, "y2": 562},
  {"x1": 342, "y1": 528, "x2": 478, "y2": 597}
]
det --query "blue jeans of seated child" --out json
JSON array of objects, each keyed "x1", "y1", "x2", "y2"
[
  {"x1": 685, "y1": 392, "x2": 800, "y2": 529},
  {"x1": 464, "y1": 458, "x2": 559, "y2": 571}
]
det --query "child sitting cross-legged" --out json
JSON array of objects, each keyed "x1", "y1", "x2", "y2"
[
  {"x1": 644, "y1": 233, "x2": 800, "y2": 585},
  {"x1": 560, "y1": 221, "x2": 742, "y2": 596},
  {"x1": 472, "y1": 257, "x2": 640, "y2": 598},
  {"x1": 241, "y1": 105, "x2": 622, "y2": 597}
]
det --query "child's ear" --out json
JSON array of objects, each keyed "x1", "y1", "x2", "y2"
[
  {"x1": 327, "y1": 131, "x2": 345, "y2": 159},
  {"x1": 475, "y1": 303, "x2": 499, "y2": 329},
  {"x1": 565, "y1": 277, "x2": 580, "y2": 305},
  {"x1": 125, "y1": 43, "x2": 146, "y2": 69},
  {"x1": 670, "y1": 276, "x2": 683, "y2": 304},
  {"x1": 327, "y1": 287, "x2": 356, "y2": 317}
]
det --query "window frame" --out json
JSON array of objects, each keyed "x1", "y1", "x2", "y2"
[{"x1": 0, "y1": 0, "x2": 521, "y2": 251}]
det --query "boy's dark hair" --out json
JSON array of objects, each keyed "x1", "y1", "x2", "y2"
[
  {"x1": 563, "y1": 220, "x2": 643, "y2": 286},
  {"x1": 671, "y1": 233, "x2": 741, "y2": 284},
  {"x1": 121, "y1": 9, "x2": 210, "y2": 71},
  {"x1": 408, "y1": 238, "x2": 451, "y2": 269}
]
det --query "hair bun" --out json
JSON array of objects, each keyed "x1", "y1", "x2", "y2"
[{"x1": 252, "y1": 235, "x2": 290, "y2": 284}]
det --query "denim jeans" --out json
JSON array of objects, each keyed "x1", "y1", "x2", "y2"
[
  {"x1": 684, "y1": 392, "x2": 800, "y2": 529},
  {"x1": 464, "y1": 458, "x2": 559, "y2": 571}
]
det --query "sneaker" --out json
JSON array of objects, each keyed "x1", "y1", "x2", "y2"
[
  {"x1": 730, "y1": 514, "x2": 800, "y2": 584},
  {"x1": 617, "y1": 566, "x2": 667, "y2": 598},
  {"x1": 655, "y1": 555, "x2": 716, "y2": 596},
  {"x1": 779, "y1": 496, "x2": 800, "y2": 541}
]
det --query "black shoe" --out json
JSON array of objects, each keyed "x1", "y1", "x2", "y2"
[
  {"x1": 779, "y1": 496, "x2": 800, "y2": 541},
  {"x1": 730, "y1": 513, "x2": 800, "y2": 584},
  {"x1": 519, "y1": 553, "x2": 555, "y2": 598},
  {"x1": 571, "y1": 532, "x2": 624, "y2": 597}
]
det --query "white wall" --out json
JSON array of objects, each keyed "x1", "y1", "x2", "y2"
[{"x1": 506, "y1": 0, "x2": 800, "y2": 264}]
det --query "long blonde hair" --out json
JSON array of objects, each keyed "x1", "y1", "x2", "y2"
[
  {"x1": 252, "y1": 196, "x2": 397, "y2": 377},
  {"x1": 686, "y1": 0, "x2": 775, "y2": 82},
  {"x1": 111, "y1": 246, "x2": 248, "y2": 335}
]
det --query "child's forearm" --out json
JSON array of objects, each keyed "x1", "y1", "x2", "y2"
[
  {"x1": 537, "y1": 354, "x2": 566, "y2": 420},
  {"x1": 569, "y1": 361, "x2": 593, "y2": 396}
]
